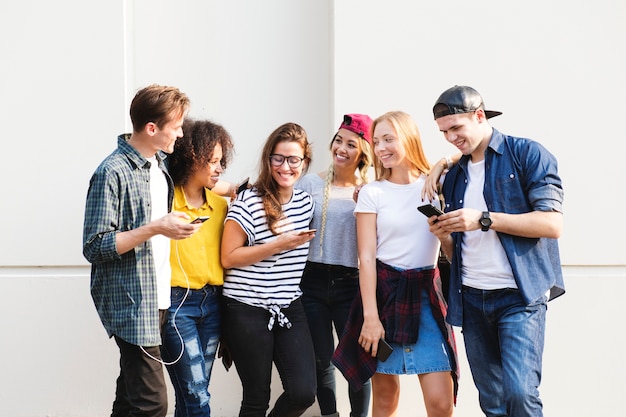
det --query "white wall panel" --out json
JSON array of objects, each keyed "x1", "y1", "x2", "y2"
[
  {"x1": 333, "y1": 0, "x2": 626, "y2": 265},
  {"x1": 0, "y1": 0, "x2": 624, "y2": 416},
  {"x1": 0, "y1": 1, "x2": 125, "y2": 266}
]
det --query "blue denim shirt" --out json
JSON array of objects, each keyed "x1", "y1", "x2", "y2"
[
  {"x1": 442, "y1": 128, "x2": 565, "y2": 326},
  {"x1": 83, "y1": 135, "x2": 173, "y2": 346}
]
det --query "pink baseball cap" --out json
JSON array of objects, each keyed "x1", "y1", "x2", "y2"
[{"x1": 338, "y1": 114, "x2": 373, "y2": 143}]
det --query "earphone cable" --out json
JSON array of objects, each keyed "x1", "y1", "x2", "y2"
[{"x1": 140, "y1": 239, "x2": 190, "y2": 365}]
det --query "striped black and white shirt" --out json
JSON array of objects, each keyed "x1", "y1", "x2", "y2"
[{"x1": 223, "y1": 187, "x2": 314, "y2": 313}]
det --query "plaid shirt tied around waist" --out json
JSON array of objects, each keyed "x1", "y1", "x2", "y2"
[{"x1": 332, "y1": 260, "x2": 458, "y2": 401}]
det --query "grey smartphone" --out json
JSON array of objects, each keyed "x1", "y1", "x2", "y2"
[
  {"x1": 377, "y1": 339, "x2": 394, "y2": 362},
  {"x1": 417, "y1": 204, "x2": 444, "y2": 222},
  {"x1": 190, "y1": 216, "x2": 210, "y2": 224}
]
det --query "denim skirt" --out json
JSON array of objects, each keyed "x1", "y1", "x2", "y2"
[{"x1": 376, "y1": 289, "x2": 452, "y2": 375}]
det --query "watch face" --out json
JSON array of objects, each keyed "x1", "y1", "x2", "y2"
[{"x1": 480, "y1": 212, "x2": 492, "y2": 230}]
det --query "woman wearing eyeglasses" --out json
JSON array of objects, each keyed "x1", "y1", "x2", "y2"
[{"x1": 221, "y1": 122, "x2": 317, "y2": 417}]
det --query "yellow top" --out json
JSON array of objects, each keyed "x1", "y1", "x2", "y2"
[{"x1": 169, "y1": 185, "x2": 227, "y2": 289}]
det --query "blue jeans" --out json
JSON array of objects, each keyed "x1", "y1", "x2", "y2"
[
  {"x1": 301, "y1": 261, "x2": 371, "y2": 417},
  {"x1": 462, "y1": 286, "x2": 547, "y2": 417},
  {"x1": 161, "y1": 286, "x2": 222, "y2": 417},
  {"x1": 223, "y1": 297, "x2": 316, "y2": 417}
]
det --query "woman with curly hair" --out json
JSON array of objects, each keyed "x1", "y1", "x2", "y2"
[{"x1": 161, "y1": 118, "x2": 234, "y2": 417}]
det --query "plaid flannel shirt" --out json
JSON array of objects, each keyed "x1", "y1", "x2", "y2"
[{"x1": 83, "y1": 135, "x2": 173, "y2": 346}]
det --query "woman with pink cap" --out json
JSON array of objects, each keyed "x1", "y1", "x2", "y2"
[{"x1": 297, "y1": 114, "x2": 374, "y2": 417}]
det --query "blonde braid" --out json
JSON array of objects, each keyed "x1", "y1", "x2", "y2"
[
  {"x1": 319, "y1": 164, "x2": 334, "y2": 258},
  {"x1": 357, "y1": 136, "x2": 373, "y2": 186}
]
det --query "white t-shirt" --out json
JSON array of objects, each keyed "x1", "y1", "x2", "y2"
[
  {"x1": 354, "y1": 177, "x2": 440, "y2": 270},
  {"x1": 461, "y1": 159, "x2": 516, "y2": 289},
  {"x1": 147, "y1": 156, "x2": 172, "y2": 309},
  {"x1": 223, "y1": 187, "x2": 314, "y2": 309}
]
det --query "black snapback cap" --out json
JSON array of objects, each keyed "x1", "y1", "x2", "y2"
[{"x1": 433, "y1": 85, "x2": 502, "y2": 120}]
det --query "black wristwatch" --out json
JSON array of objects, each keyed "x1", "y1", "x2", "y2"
[{"x1": 479, "y1": 211, "x2": 492, "y2": 232}]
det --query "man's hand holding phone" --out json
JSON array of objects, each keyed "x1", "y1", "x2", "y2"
[
  {"x1": 190, "y1": 216, "x2": 210, "y2": 224},
  {"x1": 417, "y1": 204, "x2": 444, "y2": 222}
]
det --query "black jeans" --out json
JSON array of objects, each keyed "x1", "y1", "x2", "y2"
[
  {"x1": 111, "y1": 310, "x2": 168, "y2": 417},
  {"x1": 301, "y1": 261, "x2": 371, "y2": 417},
  {"x1": 223, "y1": 297, "x2": 316, "y2": 417}
]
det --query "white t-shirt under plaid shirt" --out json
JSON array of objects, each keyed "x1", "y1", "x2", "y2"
[{"x1": 223, "y1": 187, "x2": 314, "y2": 313}]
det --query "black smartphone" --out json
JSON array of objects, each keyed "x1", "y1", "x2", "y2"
[
  {"x1": 417, "y1": 204, "x2": 444, "y2": 222},
  {"x1": 190, "y1": 216, "x2": 210, "y2": 224},
  {"x1": 377, "y1": 339, "x2": 394, "y2": 362},
  {"x1": 236, "y1": 177, "x2": 250, "y2": 194}
]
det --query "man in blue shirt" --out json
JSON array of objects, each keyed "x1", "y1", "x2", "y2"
[
  {"x1": 83, "y1": 84, "x2": 201, "y2": 417},
  {"x1": 427, "y1": 86, "x2": 565, "y2": 417}
]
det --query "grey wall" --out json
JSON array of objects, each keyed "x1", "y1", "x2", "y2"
[{"x1": 0, "y1": 0, "x2": 624, "y2": 416}]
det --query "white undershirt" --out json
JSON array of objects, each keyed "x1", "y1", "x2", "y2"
[
  {"x1": 461, "y1": 159, "x2": 516, "y2": 290},
  {"x1": 147, "y1": 156, "x2": 172, "y2": 309}
]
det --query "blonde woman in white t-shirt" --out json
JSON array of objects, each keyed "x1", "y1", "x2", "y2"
[{"x1": 333, "y1": 111, "x2": 459, "y2": 417}]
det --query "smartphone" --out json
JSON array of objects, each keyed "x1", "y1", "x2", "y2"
[
  {"x1": 236, "y1": 177, "x2": 250, "y2": 194},
  {"x1": 298, "y1": 229, "x2": 317, "y2": 234},
  {"x1": 190, "y1": 216, "x2": 210, "y2": 224},
  {"x1": 377, "y1": 339, "x2": 394, "y2": 362},
  {"x1": 417, "y1": 204, "x2": 444, "y2": 222}
]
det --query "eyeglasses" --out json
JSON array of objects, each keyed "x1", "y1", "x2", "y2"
[{"x1": 269, "y1": 154, "x2": 305, "y2": 168}]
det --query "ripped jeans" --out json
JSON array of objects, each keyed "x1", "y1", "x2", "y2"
[{"x1": 161, "y1": 285, "x2": 222, "y2": 417}]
